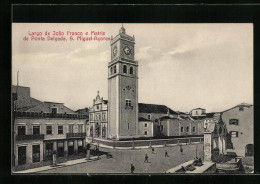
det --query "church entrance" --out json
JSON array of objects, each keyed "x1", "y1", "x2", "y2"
[{"x1": 95, "y1": 123, "x2": 101, "y2": 137}]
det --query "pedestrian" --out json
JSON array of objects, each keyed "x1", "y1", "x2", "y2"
[
  {"x1": 144, "y1": 154, "x2": 149, "y2": 163},
  {"x1": 131, "y1": 164, "x2": 135, "y2": 173},
  {"x1": 180, "y1": 145, "x2": 183, "y2": 155},
  {"x1": 152, "y1": 148, "x2": 155, "y2": 154},
  {"x1": 165, "y1": 150, "x2": 169, "y2": 157},
  {"x1": 96, "y1": 145, "x2": 100, "y2": 159}
]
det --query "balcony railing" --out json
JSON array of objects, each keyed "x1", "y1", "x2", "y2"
[
  {"x1": 14, "y1": 111, "x2": 88, "y2": 120},
  {"x1": 16, "y1": 134, "x2": 44, "y2": 141},
  {"x1": 66, "y1": 132, "x2": 86, "y2": 139}
]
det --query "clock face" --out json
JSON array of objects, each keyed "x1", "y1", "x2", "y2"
[
  {"x1": 113, "y1": 46, "x2": 117, "y2": 56},
  {"x1": 123, "y1": 46, "x2": 131, "y2": 55}
]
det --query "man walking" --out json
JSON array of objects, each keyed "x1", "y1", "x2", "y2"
[
  {"x1": 144, "y1": 154, "x2": 149, "y2": 163},
  {"x1": 180, "y1": 144, "x2": 183, "y2": 155},
  {"x1": 165, "y1": 150, "x2": 169, "y2": 157},
  {"x1": 131, "y1": 164, "x2": 135, "y2": 173}
]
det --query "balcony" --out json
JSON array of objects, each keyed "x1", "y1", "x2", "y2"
[
  {"x1": 16, "y1": 134, "x2": 44, "y2": 141},
  {"x1": 14, "y1": 111, "x2": 88, "y2": 120},
  {"x1": 66, "y1": 132, "x2": 86, "y2": 139}
]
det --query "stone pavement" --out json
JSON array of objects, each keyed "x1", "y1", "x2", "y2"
[{"x1": 13, "y1": 156, "x2": 99, "y2": 174}]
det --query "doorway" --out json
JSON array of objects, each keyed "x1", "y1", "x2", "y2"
[
  {"x1": 245, "y1": 144, "x2": 254, "y2": 156},
  {"x1": 18, "y1": 146, "x2": 26, "y2": 165},
  {"x1": 68, "y1": 141, "x2": 74, "y2": 156}
]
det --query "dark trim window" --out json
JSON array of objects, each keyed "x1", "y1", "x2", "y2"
[
  {"x1": 128, "y1": 123, "x2": 130, "y2": 130},
  {"x1": 147, "y1": 114, "x2": 151, "y2": 120},
  {"x1": 58, "y1": 125, "x2": 63, "y2": 134},
  {"x1": 230, "y1": 131, "x2": 239, "y2": 137},
  {"x1": 46, "y1": 125, "x2": 52, "y2": 134},
  {"x1": 192, "y1": 126, "x2": 196, "y2": 132},
  {"x1": 33, "y1": 126, "x2": 40, "y2": 135},
  {"x1": 123, "y1": 65, "x2": 127, "y2": 74},
  {"x1": 181, "y1": 127, "x2": 184, "y2": 132},
  {"x1": 229, "y1": 119, "x2": 239, "y2": 125},
  {"x1": 144, "y1": 123, "x2": 147, "y2": 127},
  {"x1": 186, "y1": 126, "x2": 189, "y2": 132},
  {"x1": 144, "y1": 131, "x2": 147, "y2": 135},
  {"x1": 110, "y1": 67, "x2": 113, "y2": 75},
  {"x1": 130, "y1": 66, "x2": 133, "y2": 75},
  {"x1": 18, "y1": 126, "x2": 26, "y2": 135}
]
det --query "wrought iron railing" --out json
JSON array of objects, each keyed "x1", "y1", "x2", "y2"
[
  {"x1": 66, "y1": 132, "x2": 86, "y2": 139},
  {"x1": 16, "y1": 134, "x2": 44, "y2": 141}
]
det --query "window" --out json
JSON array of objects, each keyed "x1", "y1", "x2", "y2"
[
  {"x1": 99, "y1": 114, "x2": 101, "y2": 120},
  {"x1": 103, "y1": 114, "x2": 106, "y2": 120},
  {"x1": 130, "y1": 66, "x2": 133, "y2": 75},
  {"x1": 69, "y1": 125, "x2": 74, "y2": 133},
  {"x1": 110, "y1": 67, "x2": 113, "y2": 75},
  {"x1": 51, "y1": 107, "x2": 57, "y2": 115},
  {"x1": 33, "y1": 126, "x2": 40, "y2": 135},
  {"x1": 230, "y1": 131, "x2": 239, "y2": 137},
  {"x1": 96, "y1": 105, "x2": 99, "y2": 110},
  {"x1": 32, "y1": 145, "x2": 40, "y2": 163},
  {"x1": 192, "y1": 126, "x2": 196, "y2": 132},
  {"x1": 161, "y1": 125, "x2": 164, "y2": 131},
  {"x1": 144, "y1": 123, "x2": 147, "y2": 127},
  {"x1": 18, "y1": 126, "x2": 26, "y2": 135},
  {"x1": 126, "y1": 99, "x2": 132, "y2": 107},
  {"x1": 196, "y1": 111, "x2": 198, "y2": 115},
  {"x1": 181, "y1": 127, "x2": 184, "y2": 132},
  {"x1": 229, "y1": 119, "x2": 239, "y2": 125},
  {"x1": 78, "y1": 125, "x2": 83, "y2": 133},
  {"x1": 144, "y1": 131, "x2": 147, "y2": 135},
  {"x1": 147, "y1": 114, "x2": 151, "y2": 120},
  {"x1": 113, "y1": 65, "x2": 116, "y2": 74},
  {"x1": 58, "y1": 125, "x2": 63, "y2": 134},
  {"x1": 123, "y1": 65, "x2": 127, "y2": 73},
  {"x1": 155, "y1": 119, "x2": 158, "y2": 123},
  {"x1": 46, "y1": 125, "x2": 52, "y2": 134},
  {"x1": 239, "y1": 106, "x2": 244, "y2": 111},
  {"x1": 186, "y1": 126, "x2": 189, "y2": 132},
  {"x1": 128, "y1": 123, "x2": 130, "y2": 130}
]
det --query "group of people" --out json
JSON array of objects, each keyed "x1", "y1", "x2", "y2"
[{"x1": 131, "y1": 145, "x2": 184, "y2": 173}]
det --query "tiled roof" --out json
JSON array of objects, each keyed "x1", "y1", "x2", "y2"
[
  {"x1": 191, "y1": 107, "x2": 205, "y2": 111},
  {"x1": 25, "y1": 102, "x2": 76, "y2": 114},
  {"x1": 222, "y1": 103, "x2": 253, "y2": 113},
  {"x1": 138, "y1": 103, "x2": 178, "y2": 114},
  {"x1": 76, "y1": 108, "x2": 89, "y2": 115}
]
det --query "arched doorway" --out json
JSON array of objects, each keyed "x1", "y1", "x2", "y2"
[{"x1": 245, "y1": 144, "x2": 254, "y2": 156}]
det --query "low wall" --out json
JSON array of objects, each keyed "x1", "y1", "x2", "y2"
[{"x1": 87, "y1": 136, "x2": 203, "y2": 148}]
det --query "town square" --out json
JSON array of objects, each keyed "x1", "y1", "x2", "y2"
[{"x1": 12, "y1": 23, "x2": 253, "y2": 174}]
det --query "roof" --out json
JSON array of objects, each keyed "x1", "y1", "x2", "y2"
[
  {"x1": 76, "y1": 107, "x2": 89, "y2": 115},
  {"x1": 138, "y1": 117, "x2": 153, "y2": 122},
  {"x1": 24, "y1": 102, "x2": 76, "y2": 114},
  {"x1": 159, "y1": 116, "x2": 180, "y2": 121},
  {"x1": 222, "y1": 103, "x2": 253, "y2": 113},
  {"x1": 191, "y1": 108, "x2": 206, "y2": 111},
  {"x1": 138, "y1": 103, "x2": 178, "y2": 114}
]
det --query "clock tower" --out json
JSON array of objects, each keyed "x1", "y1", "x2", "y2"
[{"x1": 107, "y1": 26, "x2": 139, "y2": 140}]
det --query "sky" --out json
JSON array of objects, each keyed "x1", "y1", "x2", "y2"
[{"x1": 12, "y1": 23, "x2": 253, "y2": 113}]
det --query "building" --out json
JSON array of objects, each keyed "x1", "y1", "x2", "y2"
[
  {"x1": 12, "y1": 86, "x2": 87, "y2": 167},
  {"x1": 87, "y1": 91, "x2": 108, "y2": 139},
  {"x1": 190, "y1": 108, "x2": 206, "y2": 117},
  {"x1": 108, "y1": 26, "x2": 139, "y2": 140},
  {"x1": 138, "y1": 117, "x2": 154, "y2": 137},
  {"x1": 221, "y1": 103, "x2": 254, "y2": 157}
]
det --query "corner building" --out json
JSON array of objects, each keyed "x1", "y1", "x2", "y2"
[{"x1": 108, "y1": 26, "x2": 139, "y2": 140}]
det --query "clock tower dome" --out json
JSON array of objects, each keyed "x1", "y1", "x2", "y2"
[{"x1": 107, "y1": 25, "x2": 139, "y2": 140}]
